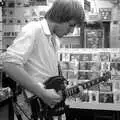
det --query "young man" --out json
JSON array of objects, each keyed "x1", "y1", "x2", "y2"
[{"x1": 2, "y1": 0, "x2": 85, "y2": 119}]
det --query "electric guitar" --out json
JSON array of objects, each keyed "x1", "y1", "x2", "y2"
[
  {"x1": 13, "y1": 71, "x2": 111, "y2": 120},
  {"x1": 30, "y1": 71, "x2": 111, "y2": 116}
]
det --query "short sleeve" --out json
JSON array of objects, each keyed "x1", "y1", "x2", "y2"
[{"x1": 2, "y1": 22, "x2": 36, "y2": 66}]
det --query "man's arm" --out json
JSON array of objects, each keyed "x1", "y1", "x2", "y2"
[
  {"x1": 3, "y1": 62, "x2": 62, "y2": 107},
  {"x1": 3, "y1": 62, "x2": 45, "y2": 97}
]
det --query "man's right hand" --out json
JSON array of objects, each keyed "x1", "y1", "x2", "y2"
[{"x1": 41, "y1": 88, "x2": 63, "y2": 108}]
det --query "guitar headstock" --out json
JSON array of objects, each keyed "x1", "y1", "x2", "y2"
[{"x1": 102, "y1": 71, "x2": 111, "y2": 82}]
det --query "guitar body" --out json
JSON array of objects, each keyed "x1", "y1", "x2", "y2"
[
  {"x1": 41, "y1": 76, "x2": 67, "y2": 116},
  {"x1": 30, "y1": 76, "x2": 68, "y2": 118}
]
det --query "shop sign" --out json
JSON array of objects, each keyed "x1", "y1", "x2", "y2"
[{"x1": 86, "y1": 12, "x2": 101, "y2": 22}]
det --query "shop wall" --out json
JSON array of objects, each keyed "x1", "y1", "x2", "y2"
[
  {"x1": 110, "y1": 6, "x2": 120, "y2": 48},
  {"x1": 1, "y1": 0, "x2": 115, "y2": 50},
  {"x1": 89, "y1": 0, "x2": 113, "y2": 13}
]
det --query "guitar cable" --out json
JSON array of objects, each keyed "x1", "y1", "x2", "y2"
[
  {"x1": 12, "y1": 101, "x2": 32, "y2": 120},
  {"x1": 11, "y1": 89, "x2": 33, "y2": 120}
]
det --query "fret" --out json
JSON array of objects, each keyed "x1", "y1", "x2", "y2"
[
  {"x1": 82, "y1": 84, "x2": 87, "y2": 89},
  {"x1": 91, "y1": 81, "x2": 94, "y2": 85},
  {"x1": 65, "y1": 86, "x2": 79, "y2": 97}
]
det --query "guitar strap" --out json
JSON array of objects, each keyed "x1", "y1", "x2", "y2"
[
  {"x1": 29, "y1": 63, "x2": 67, "y2": 120},
  {"x1": 58, "y1": 62, "x2": 63, "y2": 76},
  {"x1": 57, "y1": 63, "x2": 69, "y2": 120}
]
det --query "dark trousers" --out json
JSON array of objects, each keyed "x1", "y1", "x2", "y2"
[{"x1": 30, "y1": 97, "x2": 54, "y2": 120}]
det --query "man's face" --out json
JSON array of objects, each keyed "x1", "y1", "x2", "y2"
[{"x1": 54, "y1": 20, "x2": 77, "y2": 38}]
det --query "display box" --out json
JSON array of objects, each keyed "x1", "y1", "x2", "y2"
[
  {"x1": 80, "y1": 90, "x2": 90, "y2": 102},
  {"x1": 67, "y1": 70, "x2": 78, "y2": 81},
  {"x1": 113, "y1": 80, "x2": 120, "y2": 91},
  {"x1": 113, "y1": 91, "x2": 120, "y2": 104},
  {"x1": 79, "y1": 53, "x2": 92, "y2": 61},
  {"x1": 92, "y1": 53, "x2": 100, "y2": 61},
  {"x1": 70, "y1": 54, "x2": 80, "y2": 61},
  {"x1": 87, "y1": 72, "x2": 100, "y2": 80},
  {"x1": 99, "y1": 82, "x2": 113, "y2": 92},
  {"x1": 99, "y1": 93, "x2": 114, "y2": 103},
  {"x1": 88, "y1": 84, "x2": 100, "y2": 91},
  {"x1": 99, "y1": 52, "x2": 110, "y2": 62},
  {"x1": 111, "y1": 53, "x2": 120, "y2": 62},
  {"x1": 68, "y1": 61, "x2": 79, "y2": 70},
  {"x1": 101, "y1": 62, "x2": 110, "y2": 72},
  {"x1": 62, "y1": 53, "x2": 70, "y2": 62},
  {"x1": 84, "y1": 29, "x2": 104, "y2": 48},
  {"x1": 87, "y1": 62, "x2": 101, "y2": 71},
  {"x1": 89, "y1": 91, "x2": 99, "y2": 103},
  {"x1": 60, "y1": 61, "x2": 69, "y2": 70},
  {"x1": 78, "y1": 71, "x2": 88, "y2": 80},
  {"x1": 110, "y1": 63, "x2": 120, "y2": 76},
  {"x1": 79, "y1": 62, "x2": 87, "y2": 70},
  {"x1": 111, "y1": 75, "x2": 120, "y2": 80}
]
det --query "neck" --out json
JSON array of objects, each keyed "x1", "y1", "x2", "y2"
[{"x1": 46, "y1": 19, "x2": 55, "y2": 35}]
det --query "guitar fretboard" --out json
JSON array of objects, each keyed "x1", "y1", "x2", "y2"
[{"x1": 64, "y1": 75, "x2": 108, "y2": 98}]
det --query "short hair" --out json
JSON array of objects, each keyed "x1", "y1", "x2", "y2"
[{"x1": 45, "y1": 0, "x2": 85, "y2": 26}]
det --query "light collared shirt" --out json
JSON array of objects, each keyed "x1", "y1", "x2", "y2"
[{"x1": 2, "y1": 19, "x2": 60, "y2": 85}]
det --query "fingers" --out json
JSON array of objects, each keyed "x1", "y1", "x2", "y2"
[
  {"x1": 78, "y1": 86, "x2": 84, "y2": 97},
  {"x1": 78, "y1": 86, "x2": 83, "y2": 92},
  {"x1": 43, "y1": 89, "x2": 63, "y2": 108},
  {"x1": 48, "y1": 101, "x2": 58, "y2": 108},
  {"x1": 57, "y1": 90, "x2": 63, "y2": 100},
  {"x1": 47, "y1": 96, "x2": 62, "y2": 108},
  {"x1": 50, "y1": 103, "x2": 56, "y2": 108}
]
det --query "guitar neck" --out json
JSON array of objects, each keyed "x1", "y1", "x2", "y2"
[{"x1": 64, "y1": 76, "x2": 106, "y2": 98}]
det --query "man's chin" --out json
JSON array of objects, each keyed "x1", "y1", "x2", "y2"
[
  {"x1": 58, "y1": 35, "x2": 63, "y2": 38},
  {"x1": 57, "y1": 33, "x2": 67, "y2": 38}
]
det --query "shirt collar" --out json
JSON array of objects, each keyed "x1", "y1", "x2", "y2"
[
  {"x1": 40, "y1": 19, "x2": 61, "y2": 51},
  {"x1": 41, "y1": 19, "x2": 51, "y2": 35}
]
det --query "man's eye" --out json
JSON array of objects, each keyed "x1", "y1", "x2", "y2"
[{"x1": 69, "y1": 24, "x2": 76, "y2": 27}]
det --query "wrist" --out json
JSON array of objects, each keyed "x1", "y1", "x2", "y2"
[
  {"x1": 37, "y1": 82, "x2": 46, "y2": 98},
  {"x1": 38, "y1": 82, "x2": 44, "y2": 88}
]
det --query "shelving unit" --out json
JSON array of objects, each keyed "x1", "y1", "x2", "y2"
[
  {"x1": 66, "y1": 101, "x2": 120, "y2": 111},
  {"x1": 58, "y1": 48, "x2": 120, "y2": 120},
  {"x1": 58, "y1": 48, "x2": 120, "y2": 112},
  {"x1": 0, "y1": 0, "x2": 3, "y2": 87}
]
